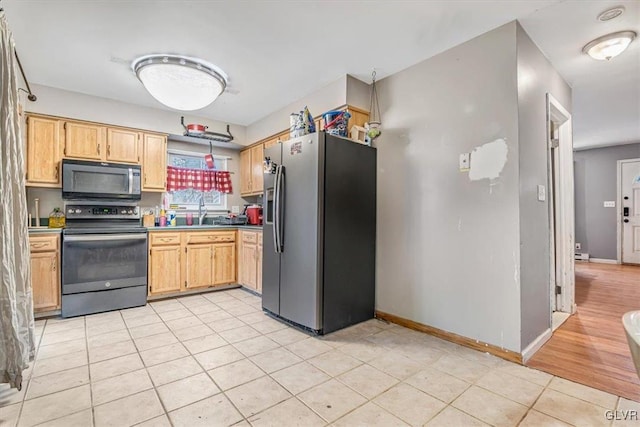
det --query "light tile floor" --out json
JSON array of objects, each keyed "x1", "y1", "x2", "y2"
[{"x1": 1, "y1": 288, "x2": 636, "y2": 427}]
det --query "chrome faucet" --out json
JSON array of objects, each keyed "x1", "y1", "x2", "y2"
[{"x1": 198, "y1": 196, "x2": 207, "y2": 225}]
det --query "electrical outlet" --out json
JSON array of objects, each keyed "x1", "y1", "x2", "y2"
[
  {"x1": 603, "y1": 201, "x2": 615, "y2": 208},
  {"x1": 231, "y1": 206, "x2": 240, "y2": 214},
  {"x1": 575, "y1": 243, "x2": 581, "y2": 251},
  {"x1": 537, "y1": 185, "x2": 546, "y2": 202}
]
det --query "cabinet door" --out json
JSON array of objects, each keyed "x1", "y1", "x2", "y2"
[
  {"x1": 107, "y1": 128, "x2": 139, "y2": 164},
  {"x1": 256, "y1": 235, "x2": 263, "y2": 293},
  {"x1": 64, "y1": 121, "x2": 105, "y2": 160},
  {"x1": 142, "y1": 133, "x2": 167, "y2": 191},
  {"x1": 149, "y1": 245, "x2": 182, "y2": 295},
  {"x1": 26, "y1": 116, "x2": 62, "y2": 186},
  {"x1": 240, "y1": 242, "x2": 257, "y2": 289},
  {"x1": 186, "y1": 245, "x2": 213, "y2": 288},
  {"x1": 31, "y1": 251, "x2": 60, "y2": 312},
  {"x1": 240, "y1": 149, "x2": 252, "y2": 195},
  {"x1": 250, "y1": 144, "x2": 264, "y2": 194},
  {"x1": 213, "y1": 243, "x2": 236, "y2": 285}
]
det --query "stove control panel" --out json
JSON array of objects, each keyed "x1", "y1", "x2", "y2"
[{"x1": 65, "y1": 204, "x2": 140, "y2": 219}]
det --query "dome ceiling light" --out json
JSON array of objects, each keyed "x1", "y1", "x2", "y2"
[
  {"x1": 132, "y1": 54, "x2": 227, "y2": 111},
  {"x1": 582, "y1": 31, "x2": 637, "y2": 61}
]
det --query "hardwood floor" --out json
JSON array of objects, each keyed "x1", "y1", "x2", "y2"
[{"x1": 528, "y1": 262, "x2": 640, "y2": 402}]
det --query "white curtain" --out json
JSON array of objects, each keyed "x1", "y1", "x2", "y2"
[{"x1": 0, "y1": 10, "x2": 35, "y2": 390}]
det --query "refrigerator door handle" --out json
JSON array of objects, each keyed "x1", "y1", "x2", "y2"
[
  {"x1": 278, "y1": 166, "x2": 285, "y2": 252},
  {"x1": 274, "y1": 165, "x2": 281, "y2": 253}
]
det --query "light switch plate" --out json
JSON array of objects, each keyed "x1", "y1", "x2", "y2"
[
  {"x1": 603, "y1": 201, "x2": 615, "y2": 208},
  {"x1": 537, "y1": 185, "x2": 546, "y2": 202},
  {"x1": 459, "y1": 153, "x2": 470, "y2": 171}
]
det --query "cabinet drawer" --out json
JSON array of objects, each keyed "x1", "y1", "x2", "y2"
[
  {"x1": 29, "y1": 234, "x2": 59, "y2": 252},
  {"x1": 150, "y1": 233, "x2": 181, "y2": 246},
  {"x1": 186, "y1": 232, "x2": 236, "y2": 244},
  {"x1": 242, "y1": 231, "x2": 258, "y2": 244}
]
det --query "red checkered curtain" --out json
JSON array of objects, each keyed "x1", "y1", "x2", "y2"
[{"x1": 166, "y1": 167, "x2": 233, "y2": 194}]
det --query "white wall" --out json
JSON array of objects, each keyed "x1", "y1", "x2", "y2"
[
  {"x1": 516, "y1": 23, "x2": 572, "y2": 350},
  {"x1": 246, "y1": 76, "x2": 347, "y2": 143},
  {"x1": 374, "y1": 22, "x2": 522, "y2": 352},
  {"x1": 24, "y1": 84, "x2": 247, "y2": 219}
]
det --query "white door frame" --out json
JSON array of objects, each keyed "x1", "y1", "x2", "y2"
[
  {"x1": 617, "y1": 158, "x2": 640, "y2": 264},
  {"x1": 547, "y1": 93, "x2": 575, "y2": 314}
]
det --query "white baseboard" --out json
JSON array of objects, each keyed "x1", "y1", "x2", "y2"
[
  {"x1": 589, "y1": 258, "x2": 619, "y2": 264},
  {"x1": 522, "y1": 328, "x2": 552, "y2": 363}
]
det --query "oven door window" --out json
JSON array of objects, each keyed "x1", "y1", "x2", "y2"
[{"x1": 62, "y1": 234, "x2": 147, "y2": 294}]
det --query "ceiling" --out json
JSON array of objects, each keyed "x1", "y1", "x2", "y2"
[
  {"x1": 2, "y1": 1, "x2": 638, "y2": 149},
  {"x1": 519, "y1": 0, "x2": 640, "y2": 149}
]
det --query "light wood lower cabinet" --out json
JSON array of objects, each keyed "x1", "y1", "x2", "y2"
[
  {"x1": 29, "y1": 234, "x2": 60, "y2": 312},
  {"x1": 148, "y1": 230, "x2": 237, "y2": 296},
  {"x1": 238, "y1": 230, "x2": 262, "y2": 293},
  {"x1": 149, "y1": 245, "x2": 182, "y2": 294}
]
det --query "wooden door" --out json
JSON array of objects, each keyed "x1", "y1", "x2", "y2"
[
  {"x1": 186, "y1": 244, "x2": 213, "y2": 288},
  {"x1": 213, "y1": 243, "x2": 236, "y2": 285},
  {"x1": 142, "y1": 133, "x2": 167, "y2": 191},
  {"x1": 107, "y1": 128, "x2": 139, "y2": 164},
  {"x1": 240, "y1": 242, "x2": 257, "y2": 289},
  {"x1": 26, "y1": 116, "x2": 62, "y2": 186},
  {"x1": 622, "y1": 160, "x2": 640, "y2": 264},
  {"x1": 256, "y1": 233, "x2": 263, "y2": 293},
  {"x1": 240, "y1": 149, "x2": 252, "y2": 195},
  {"x1": 31, "y1": 251, "x2": 60, "y2": 312},
  {"x1": 149, "y1": 245, "x2": 182, "y2": 295},
  {"x1": 64, "y1": 121, "x2": 105, "y2": 160},
  {"x1": 250, "y1": 144, "x2": 264, "y2": 194}
]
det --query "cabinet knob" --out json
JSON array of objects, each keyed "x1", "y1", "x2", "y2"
[{"x1": 97, "y1": 144, "x2": 101, "y2": 155}]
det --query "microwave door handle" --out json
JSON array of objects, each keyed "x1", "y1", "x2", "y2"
[{"x1": 128, "y1": 168, "x2": 133, "y2": 194}]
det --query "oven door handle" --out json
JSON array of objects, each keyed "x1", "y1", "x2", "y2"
[{"x1": 64, "y1": 234, "x2": 147, "y2": 242}]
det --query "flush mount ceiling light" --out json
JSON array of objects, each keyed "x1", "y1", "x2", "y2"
[
  {"x1": 582, "y1": 31, "x2": 637, "y2": 61},
  {"x1": 132, "y1": 54, "x2": 227, "y2": 111}
]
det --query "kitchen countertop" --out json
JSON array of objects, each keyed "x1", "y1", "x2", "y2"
[
  {"x1": 146, "y1": 225, "x2": 263, "y2": 231},
  {"x1": 28, "y1": 225, "x2": 262, "y2": 233},
  {"x1": 28, "y1": 228, "x2": 62, "y2": 234}
]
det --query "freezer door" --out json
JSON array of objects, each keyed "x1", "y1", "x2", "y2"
[
  {"x1": 262, "y1": 143, "x2": 281, "y2": 315},
  {"x1": 279, "y1": 133, "x2": 323, "y2": 330}
]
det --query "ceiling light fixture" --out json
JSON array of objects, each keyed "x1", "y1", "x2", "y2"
[
  {"x1": 597, "y1": 6, "x2": 625, "y2": 22},
  {"x1": 582, "y1": 31, "x2": 637, "y2": 61},
  {"x1": 132, "y1": 54, "x2": 227, "y2": 111}
]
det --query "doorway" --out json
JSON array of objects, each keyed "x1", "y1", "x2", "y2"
[
  {"x1": 546, "y1": 94, "x2": 575, "y2": 330},
  {"x1": 618, "y1": 158, "x2": 640, "y2": 264}
]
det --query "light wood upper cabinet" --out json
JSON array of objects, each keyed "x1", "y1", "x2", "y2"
[
  {"x1": 213, "y1": 243, "x2": 236, "y2": 285},
  {"x1": 264, "y1": 137, "x2": 279, "y2": 149},
  {"x1": 29, "y1": 234, "x2": 60, "y2": 313},
  {"x1": 148, "y1": 245, "x2": 182, "y2": 295},
  {"x1": 26, "y1": 115, "x2": 63, "y2": 187},
  {"x1": 240, "y1": 149, "x2": 253, "y2": 195},
  {"x1": 250, "y1": 144, "x2": 264, "y2": 194},
  {"x1": 107, "y1": 128, "x2": 140, "y2": 164},
  {"x1": 186, "y1": 244, "x2": 214, "y2": 289},
  {"x1": 64, "y1": 121, "x2": 106, "y2": 160},
  {"x1": 142, "y1": 133, "x2": 167, "y2": 192},
  {"x1": 240, "y1": 143, "x2": 265, "y2": 196}
]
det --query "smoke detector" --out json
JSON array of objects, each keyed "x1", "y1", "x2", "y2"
[{"x1": 597, "y1": 6, "x2": 625, "y2": 22}]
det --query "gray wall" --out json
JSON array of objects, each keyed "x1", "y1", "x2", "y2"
[
  {"x1": 375, "y1": 22, "x2": 522, "y2": 352},
  {"x1": 516, "y1": 23, "x2": 572, "y2": 350},
  {"x1": 574, "y1": 143, "x2": 640, "y2": 259}
]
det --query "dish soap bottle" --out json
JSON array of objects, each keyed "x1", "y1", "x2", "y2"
[{"x1": 48, "y1": 207, "x2": 65, "y2": 228}]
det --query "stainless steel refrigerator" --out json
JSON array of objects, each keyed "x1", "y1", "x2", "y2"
[{"x1": 262, "y1": 131, "x2": 376, "y2": 334}]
